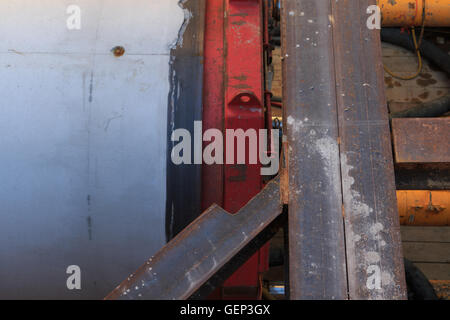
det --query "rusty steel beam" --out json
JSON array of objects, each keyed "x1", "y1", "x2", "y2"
[
  {"x1": 282, "y1": 1, "x2": 348, "y2": 300},
  {"x1": 332, "y1": 0, "x2": 406, "y2": 300},
  {"x1": 392, "y1": 118, "x2": 450, "y2": 164},
  {"x1": 105, "y1": 177, "x2": 282, "y2": 300},
  {"x1": 190, "y1": 209, "x2": 287, "y2": 299},
  {"x1": 282, "y1": 0, "x2": 407, "y2": 300}
]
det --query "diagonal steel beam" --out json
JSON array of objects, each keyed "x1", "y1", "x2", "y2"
[{"x1": 105, "y1": 177, "x2": 283, "y2": 300}]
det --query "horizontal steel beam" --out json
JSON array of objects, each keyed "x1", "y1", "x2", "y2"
[
  {"x1": 392, "y1": 118, "x2": 450, "y2": 164},
  {"x1": 395, "y1": 163, "x2": 450, "y2": 190}
]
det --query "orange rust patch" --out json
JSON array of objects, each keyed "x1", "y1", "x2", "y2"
[{"x1": 111, "y1": 46, "x2": 125, "y2": 57}]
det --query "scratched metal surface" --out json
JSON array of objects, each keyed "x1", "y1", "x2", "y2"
[
  {"x1": 282, "y1": 0, "x2": 406, "y2": 300},
  {"x1": 0, "y1": 1, "x2": 193, "y2": 299},
  {"x1": 332, "y1": 0, "x2": 407, "y2": 300},
  {"x1": 282, "y1": 0, "x2": 348, "y2": 300},
  {"x1": 392, "y1": 118, "x2": 450, "y2": 164}
]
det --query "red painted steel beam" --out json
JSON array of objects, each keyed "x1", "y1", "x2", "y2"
[
  {"x1": 202, "y1": 0, "x2": 225, "y2": 211},
  {"x1": 222, "y1": 0, "x2": 267, "y2": 299},
  {"x1": 224, "y1": 0, "x2": 264, "y2": 211},
  {"x1": 203, "y1": 0, "x2": 269, "y2": 299}
]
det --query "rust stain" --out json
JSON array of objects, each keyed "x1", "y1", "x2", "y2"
[
  {"x1": 419, "y1": 73, "x2": 433, "y2": 80},
  {"x1": 231, "y1": 84, "x2": 252, "y2": 89},
  {"x1": 232, "y1": 74, "x2": 248, "y2": 81},
  {"x1": 230, "y1": 12, "x2": 248, "y2": 17},
  {"x1": 228, "y1": 164, "x2": 247, "y2": 182},
  {"x1": 392, "y1": 118, "x2": 450, "y2": 164},
  {"x1": 418, "y1": 92, "x2": 429, "y2": 100},
  {"x1": 111, "y1": 46, "x2": 125, "y2": 57},
  {"x1": 430, "y1": 281, "x2": 450, "y2": 300},
  {"x1": 385, "y1": 76, "x2": 395, "y2": 88},
  {"x1": 416, "y1": 78, "x2": 437, "y2": 87}
]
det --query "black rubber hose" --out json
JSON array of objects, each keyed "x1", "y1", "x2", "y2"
[
  {"x1": 404, "y1": 258, "x2": 439, "y2": 300},
  {"x1": 381, "y1": 28, "x2": 450, "y2": 75},
  {"x1": 381, "y1": 28, "x2": 450, "y2": 118},
  {"x1": 391, "y1": 94, "x2": 450, "y2": 118}
]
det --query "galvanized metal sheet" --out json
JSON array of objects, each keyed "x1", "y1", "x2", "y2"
[{"x1": 0, "y1": 0, "x2": 192, "y2": 299}]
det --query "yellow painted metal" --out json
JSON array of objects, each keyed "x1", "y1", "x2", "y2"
[
  {"x1": 379, "y1": 0, "x2": 450, "y2": 27},
  {"x1": 398, "y1": 190, "x2": 450, "y2": 226}
]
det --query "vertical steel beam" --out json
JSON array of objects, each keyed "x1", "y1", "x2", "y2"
[
  {"x1": 282, "y1": 0, "x2": 407, "y2": 299},
  {"x1": 332, "y1": 0, "x2": 406, "y2": 299},
  {"x1": 222, "y1": 0, "x2": 267, "y2": 298},
  {"x1": 202, "y1": 0, "x2": 225, "y2": 212},
  {"x1": 224, "y1": 0, "x2": 264, "y2": 210},
  {"x1": 282, "y1": 1, "x2": 348, "y2": 300},
  {"x1": 203, "y1": 0, "x2": 269, "y2": 299}
]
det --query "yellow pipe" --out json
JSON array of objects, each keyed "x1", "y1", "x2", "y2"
[
  {"x1": 397, "y1": 190, "x2": 450, "y2": 226},
  {"x1": 378, "y1": 0, "x2": 450, "y2": 27}
]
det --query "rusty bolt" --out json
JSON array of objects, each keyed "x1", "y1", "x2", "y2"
[{"x1": 111, "y1": 46, "x2": 125, "y2": 57}]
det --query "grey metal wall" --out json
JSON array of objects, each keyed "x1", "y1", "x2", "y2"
[{"x1": 0, "y1": 0, "x2": 185, "y2": 299}]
